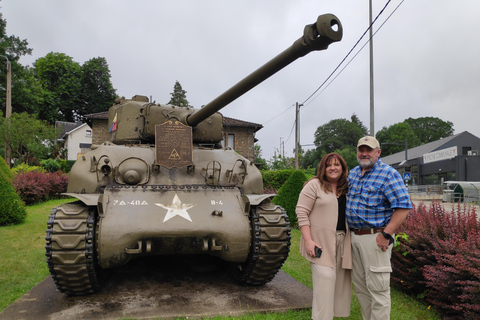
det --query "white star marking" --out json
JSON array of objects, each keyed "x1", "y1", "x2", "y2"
[{"x1": 155, "y1": 194, "x2": 196, "y2": 222}]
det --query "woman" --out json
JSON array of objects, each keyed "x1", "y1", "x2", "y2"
[{"x1": 296, "y1": 153, "x2": 352, "y2": 320}]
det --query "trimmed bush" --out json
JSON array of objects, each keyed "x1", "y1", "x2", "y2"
[
  {"x1": 12, "y1": 170, "x2": 68, "y2": 205},
  {"x1": 392, "y1": 201, "x2": 480, "y2": 319},
  {"x1": 0, "y1": 157, "x2": 27, "y2": 226},
  {"x1": 40, "y1": 159, "x2": 61, "y2": 173},
  {"x1": 59, "y1": 160, "x2": 75, "y2": 173},
  {"x1": 261, "y1": 169, "x2": 294, "y2": 193},
  {"x1": 272, "y1": 170, "x2": 307, "y2": 227},
  {"x1": 0, "y1": 155, "x2": 13, "y2": 180}
]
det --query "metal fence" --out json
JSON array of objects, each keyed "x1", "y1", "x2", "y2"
[
  {"x1": 408, "y1": 185, "x2": 443, "y2": 201},
  {"x1": 408, "y1": 184, "x2": 480, "y2": 204}
]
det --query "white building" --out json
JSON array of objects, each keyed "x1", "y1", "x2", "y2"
[{"x1": 55, "y1": 121, "x2": 92, "y2": 160}]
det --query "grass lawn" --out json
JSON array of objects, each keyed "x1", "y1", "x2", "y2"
[
  {"x1": 1, "y1": 199, "x2": 441, "y2": 319},
  {"x1": 0, "y1": 198, "x2": 75, "y2": 311}
]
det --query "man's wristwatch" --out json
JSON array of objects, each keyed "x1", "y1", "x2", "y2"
[{"x1": 381, "y1": 231, "x2": 395, "y2": 245}]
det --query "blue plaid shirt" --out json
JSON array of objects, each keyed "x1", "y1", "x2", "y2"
[{"x1": 346, "y1": 158, "x2": 412, "y2": 229}]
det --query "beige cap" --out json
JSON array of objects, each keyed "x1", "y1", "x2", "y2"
[{"x1": 357, "y1": 136, "x2": 380, "y2": 149}]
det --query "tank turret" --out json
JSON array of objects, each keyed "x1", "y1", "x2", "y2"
[{"x1": 45, "y1": 14, "x2": 343, "y2": 296}]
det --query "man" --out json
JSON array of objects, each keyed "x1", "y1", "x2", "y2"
[{"x1": 346, "y1": 136, "x2": 412, "y2": 320}]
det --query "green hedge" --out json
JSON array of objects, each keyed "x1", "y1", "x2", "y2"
[
  {"x1": 272, "y1": 170, "x2": 308, "y2": 227},
  {"x1": 0, "y1": 156, "x2": 27, "y2": 226},
  {"x1": 0, "y1": 155, "x2": 13, "y2": 180},
  {"x1": 39, "y1": 159, "x2": 75, "y2": 173},
  {"x1": 59, "y1": 160, "x2": 75, "y2": 173},
  {"x1": 261, "y1": 169, "x2": 294, "y2": 192}
]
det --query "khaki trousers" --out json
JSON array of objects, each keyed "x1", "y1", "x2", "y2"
[
  {"x1": 350, "y1": 231, "x2": 393, "y2": 320},
  {"x1": 310, "y1": 231, "x2": 351, "y2": 320}
]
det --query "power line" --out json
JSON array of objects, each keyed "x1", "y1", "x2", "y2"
[
  {"x1": 301, "y1": 0, "x2": 396, "y2": 109},
  {"x1": 260, "y1": 0, "x2": 405, "y2": 158},
  {"x1": 263, "y1": 103, "x2": 295, "y2": 125},
  {"x1": 261, "y1": 0, "x2": 399, "y2": 127},
  {"x1": 303, "y1": 0, "x2": 405, "y2": 108}
]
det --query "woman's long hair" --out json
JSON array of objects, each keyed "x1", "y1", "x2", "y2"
[{"x1": 308, "y1": 153, "x2": 348, "y2": 196}]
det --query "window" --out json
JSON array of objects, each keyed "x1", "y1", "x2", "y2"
[
  {"x1": 85, "y1": 129, "x2": 92, "y2": 137},
  {"x1": 227, "y1": 134, "x2": 235, "y2": 149}
]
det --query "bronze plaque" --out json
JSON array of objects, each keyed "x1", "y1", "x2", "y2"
[{"x1": 155, "y1": 120, "x2": 193, "y2": 168}]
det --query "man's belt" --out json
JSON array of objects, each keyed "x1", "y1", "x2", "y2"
[{"x1": 351, "y1": 227, "x2": 385, "y2": 235}]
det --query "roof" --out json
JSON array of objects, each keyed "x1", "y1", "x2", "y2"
[
  {"x1": 55, "y1": 121, "x2": 84, "y2": 140},
  {"x1": 382, "y1": 131, "x2": 478, "y2": 165},
  {"x1": 84, "y1": 111, "x2": 263, "y2": 131},
  {"x1": 84, "y1": 111, "x2": 109, "y2": 120},
  {"x1": 223, "y1": 117, "x2": 263, "y2": 131}
]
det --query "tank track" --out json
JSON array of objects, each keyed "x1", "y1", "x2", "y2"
[
  {"x1": 230, "y1": 202, "x2": 291, "y2": 285},
  {"x1": 45, "y1": 201, "x2": 101, "y2": 295}
]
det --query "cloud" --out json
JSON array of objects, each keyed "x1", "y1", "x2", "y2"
[{"x1": 2, "y1": 0, "x2": 480, "y2": 160}]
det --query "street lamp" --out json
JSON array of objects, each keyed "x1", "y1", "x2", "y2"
[{"x1": 0, "y1": 55, "x2": 12, "y2": 167}]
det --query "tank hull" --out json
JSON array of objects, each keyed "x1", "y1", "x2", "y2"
[{"x1": 97, "y1": 185, "x2": 250, "y2": 268}]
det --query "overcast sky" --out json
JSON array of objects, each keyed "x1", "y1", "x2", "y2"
[{"x1": 2, "y1": 0, "x2": 480, "y2": 160}]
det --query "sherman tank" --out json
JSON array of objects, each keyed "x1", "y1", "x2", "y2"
[{"x1": 45, "y1": 14, "x2": 343, "y2": 295}]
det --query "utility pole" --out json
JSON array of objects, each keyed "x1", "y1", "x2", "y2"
[
  {"x1": 294, "y1": 102, "x2": 303, "y2": 170},
  {"x1": 279, "y1": 137, "x2": 284, "y2": 159},
  {"x1": 369, "y1": 0, "x2": 375, "y2": 136},
  {"x1": 404, "y1": 139, "x2": 408, "y2": 162},
  {"x1": 0, "y1": 55, "x2": 11, "y2": 168}
]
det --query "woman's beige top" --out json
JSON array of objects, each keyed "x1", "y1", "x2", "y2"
[{"x1": 296, "y1": 178, "x2": 352, "y2": 269}]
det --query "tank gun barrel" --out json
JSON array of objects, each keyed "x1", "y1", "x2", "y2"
[{"x1": 186, "y1": 14, "x2": 343, "y2": 127}]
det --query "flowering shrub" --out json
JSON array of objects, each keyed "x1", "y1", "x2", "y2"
[
  {"x1": 12, "y1": 170, "x2": 68, "y2": 205},
  {"x1": 392, "y1": 201, "x2": 480, "y2": 319},
  {"x1": 423, "y1": 229, "x2": 480, "y2": 319}
]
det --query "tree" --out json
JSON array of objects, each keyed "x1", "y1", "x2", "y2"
[
  {"x1": 254, "y1": 143, "x2": 267, "y2": 167},
  {"x1": 336, "y1": 147, "x2": 359, "y2": 171},
  {"x1": 404, "y1": 117, "x2": 454, "y2": 144},
  {"x1": 302, "y1": 114, "x2": 367, "y2": 170},
  {"x1": 34, "y1": 53, "x2": 118, "y2": 123},
  {"x1": 301, "y1": 148, "x2": 322, "y2": 170},
  {"x1": 351, "y1": 113, "x2": 369, "y2": 136},
  {"x1": 10, "y1": 65, "x2": 45, "y2": 116},
  {"x1": 78, "y1": 57, "x2": 117, "y2": 118},
  {"x1": 0, "y1": 11, "x2": 42, "y2": 117},
  {"x1": 34, "y1": 52, "x2": 82, "y2": 123},
  {"x1": 301, "y1": 147, "x2": 358, "y2": 171},
  {"x1": 268, "y1": 153, "x2": 294, "y2": 170},
  {"x1": 313, "y1": 116, "x2": 365, "y2": 154},
  {"x1": 0, "y1": 111, "x2": 56, "y2": 165},
  {"x1": 375, "y1": 122, "x2": 421, "y2": 157},
  {"x1": 167, "y1": 81, "x2": 191, "y2": 107}
]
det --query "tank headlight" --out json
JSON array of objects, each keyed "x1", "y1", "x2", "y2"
[
  {"x1": 115, "y1": 158, "x2": 149, "y2": 185},
  {"x1": 124, "y1": 170, "x2": 140, "y2": 185}
]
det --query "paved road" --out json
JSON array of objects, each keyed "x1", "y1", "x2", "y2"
[{"x1": 0, "y1": 256, "x2": 312, "y2": 320}]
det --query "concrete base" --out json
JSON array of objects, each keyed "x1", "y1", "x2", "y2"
[{"x1": 1, "y1": 256, "x2": 312, "y2": 320}]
